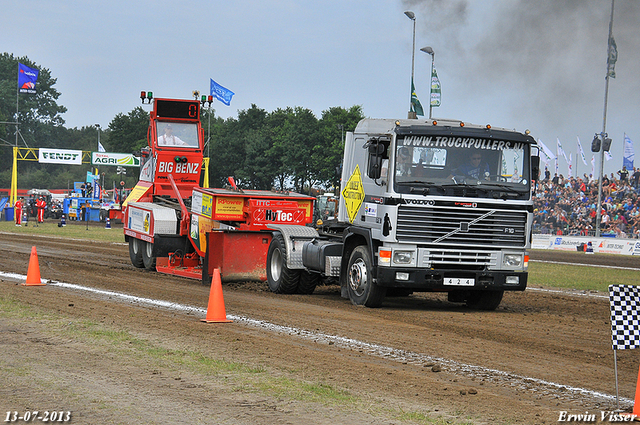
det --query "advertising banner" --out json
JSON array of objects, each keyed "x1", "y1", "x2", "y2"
[
  {"x1": 92, "y1": 152, "x2": 140, "y2": 167},
  {"x1": 38, "y1": 149, "x2": 83, "y2": 165},
  {"x1": 18, "y1": 63, "x2": 39, "y2": 94},
  {"x1": 532, "y1": 235, "x2": 640, "y2": 256}
]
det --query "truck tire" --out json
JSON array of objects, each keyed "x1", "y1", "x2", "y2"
[
  {"x1": 142, "y1": 241, "x2": 156, "y2": 271},
  {"x1": 267, "y1": 233, "x2": 300, "y2": 294},
  {"x1": 297, "y1": 271, "x2": 320, "y2": 294},
  {"x1": 466, "y1": 290, "x2": 504, "y2": 311},
  {"x1": 347, "y1": 246, "x2": 386, "y2": 308},
  {"x1": 129, "y1": 238, "x2": 144, "y2": 268}
]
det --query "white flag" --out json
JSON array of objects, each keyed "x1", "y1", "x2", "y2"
[
  {"x1": 557, "y1": 138, "x2": 569, "y2": 164},
  {"x1": 623, "y1": 133, "x2": 634, "y2": 170},
  {"x1": 537, "y1": 139, "x2": 556, "y2": 161},
  {"x1": 576, "y1": 136, "x2": 588, "y2": 166}
]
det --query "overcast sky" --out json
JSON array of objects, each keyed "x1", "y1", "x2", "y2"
[{"x1": 3, "y1": 0, "x2": 639, "y2": 177}]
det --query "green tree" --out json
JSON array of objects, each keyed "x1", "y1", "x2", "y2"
[
  {"x1": 105, "y1": 107, "x2": 149, "y2": 153},
  {"x1": 315, "y1": 105, "x2": 364, "y2": 190},
  {"x1": 234, "y1": 105, "x2": 276, "y2": 190},
  {"x1": 208, "y1": 116, "x2": 246, "y2": 188},
  {"x1": 265, "y1": 108, "x2": 296, "y2": 190},
  {"x1": 0, "y1": 53, "x2": 67, "y2": 171}
]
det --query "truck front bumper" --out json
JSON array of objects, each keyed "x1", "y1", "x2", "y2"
[{"x1": 375, "y1": 267, "x2": 527, "y2": 291}]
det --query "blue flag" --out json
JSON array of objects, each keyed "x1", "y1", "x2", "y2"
[
  {"x1": 18, "y1": 63, "x2": 39, "y2": 94},
  {"x1": 623, "y1": 133, "x2": 634, "y2": 170},
  {"x1": 210, "y1": 79, "x2": 235, "y2": 106}
]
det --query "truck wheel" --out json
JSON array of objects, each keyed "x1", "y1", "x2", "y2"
[
  {"x1": 142, "y1": 241, "x2": 156, "y2": 271},
  {"x1": 347, "y1": 246, "x2": 386, "y2": 308},
  {"x1": 466, "y1": 290, "x2": 504, "y2": 310},
  {"x1": 297, "y1": 271, "x2": 320, "y2": 294},
  {"x1": 267, "y1": 233, "x2": 300, "y2": 294},
  {"x1": 129, "y1": 238, "x2": 144, "y2": 268}
]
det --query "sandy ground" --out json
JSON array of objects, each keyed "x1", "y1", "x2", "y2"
[{"x1": 1, "y1": 226, "x2": 640, "y2": 424}]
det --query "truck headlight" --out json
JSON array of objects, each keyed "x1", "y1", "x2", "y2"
[
  {"x1": 503, "y1": 254, "x2": 523, "y2": 267},
  {"x1": 393, "y1": 251, "x2": 413, "y2": 264}
]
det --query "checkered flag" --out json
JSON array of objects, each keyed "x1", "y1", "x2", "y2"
[{"x1": 610, "y1": 285, "x2": 640, "y2": 350}]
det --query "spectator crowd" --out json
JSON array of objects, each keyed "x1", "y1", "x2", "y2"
[{"x1": 534, "y1": 166, "x2": 640, "y2": 238}]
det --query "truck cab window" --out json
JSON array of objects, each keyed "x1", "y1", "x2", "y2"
[{"x1": 156, "y1": 122, "x2": 199, "y2": 148}]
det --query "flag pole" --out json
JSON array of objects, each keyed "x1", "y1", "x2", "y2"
[
  {"x1": 614, "y1": 348, "x2": 620, "y2": 411},
  {"x1": 575, "y1": 140, "x2": 579, "y2": 178},
  {"x1": 11, "y1": 63, "x2": 20, "y2": 208},
  {"x1": 15, "y1": 63, "x2": 19, "y2": 149},
  {"x1": 596, "y1": 0, "x2": 616, "y2": 238}
]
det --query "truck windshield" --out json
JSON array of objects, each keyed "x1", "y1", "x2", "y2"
[
  {"x1": 156, "y1": 122, "x2": 199, "y2": 148},
  {"x1": 393, "y1": 136, "x2": 530, "y2": 193}
]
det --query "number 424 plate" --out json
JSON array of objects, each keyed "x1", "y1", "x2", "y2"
[{"x1": 444, "y1": 278, "x2": 475, "y2": 286}]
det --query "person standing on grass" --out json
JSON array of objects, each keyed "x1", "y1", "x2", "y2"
[
  {"x1": 36, "y1": 197, "x2": 46, "y2": 224},
  {"x1": 14, "y1": 198, "x2": 23, "y2": 226}
]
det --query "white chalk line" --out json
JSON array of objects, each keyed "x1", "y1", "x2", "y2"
[
  {"x1": 530, "y1": 259, "x2": 640, "y2": 272},
  {"x1": 0, "y1": 270, "x2": 630, "y2": 407}
]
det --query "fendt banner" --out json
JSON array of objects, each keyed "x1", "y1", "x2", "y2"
[{"x1": 38, "y1": 149, "x2": 82, "y2": 165}]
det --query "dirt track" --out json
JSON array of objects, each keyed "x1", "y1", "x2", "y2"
[{"x1": 1, "y1": 227, "x2": 640, "y2": 424}]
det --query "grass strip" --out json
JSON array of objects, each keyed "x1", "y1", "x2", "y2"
[{"x1": 0, "y1": 293, "x2": 471, "y2": 424}]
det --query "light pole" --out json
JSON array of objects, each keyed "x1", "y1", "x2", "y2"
[
  {"x1": 420, "y1": 46, "x2": 435, "y2": 119},
  {"x1": 337, "y1": 124, "x2": 345, "y2": 148},
  {"x1": 95, "y1": 123, "x2": 101, "y2": 151},
  {"x1": 595, "y1": 0, "x2": 616, "y2": 238},
  {"x1": 95, "y1": 123, "x2": 102, "y2": 199},
  {"x1": 405, "y1": 11, "x2": 417, "y2": 119}
]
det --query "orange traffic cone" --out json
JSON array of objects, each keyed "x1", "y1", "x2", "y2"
[
  {"x1": 629, "y1": 365, "x2": 640, "y2": 417},
  {"x1": 23, "y1": 246, "x2": 45, "y2": 286},
  {"x1": 618, "y1": 364, "x2": 640, "y2": 420},
  {"x1": 201, "y1": 268, "x2": 232, "y2": 323}
]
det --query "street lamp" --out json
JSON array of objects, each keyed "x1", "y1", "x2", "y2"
[
  {"x1": 420, "y1": 46, "x2": 435, "y2": 119},
  {"x1": 95, "y1": 124, "x2": 101, "y2": 151},
  {"x1": 405, "y1": 11, "x2": 417, "y2": 119},
  {"x1": 595, "y1": 0, "x2": 616, "y2": 238}
]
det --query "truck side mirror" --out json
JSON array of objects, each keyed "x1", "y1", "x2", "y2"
[
  {"x1": 367, "y1": 143, "x2": 385, "y2": 179},
  {"x1": 531, "y1": 156, "x2": 540, "y2": 182}
]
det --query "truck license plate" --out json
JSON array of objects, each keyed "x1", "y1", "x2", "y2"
[{"x1": 444, "y1": 278, "x2": 475, "y2": 286}]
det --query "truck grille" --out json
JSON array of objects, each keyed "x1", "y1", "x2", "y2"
[{"x1": 396, "y1": 205, "x2": 527, "y2": 248}]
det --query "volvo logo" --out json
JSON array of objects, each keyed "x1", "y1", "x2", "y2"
[{"x1": 405, "y1": 199, "x2": 435, "y2": 206}]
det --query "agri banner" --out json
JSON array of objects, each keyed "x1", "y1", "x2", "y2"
[
  {"x1": 92, "y1": 152, "x2": 140, "y2": 167},
  {"x1": 38, "y1": 148, "x2": 82, "y2": 165}
]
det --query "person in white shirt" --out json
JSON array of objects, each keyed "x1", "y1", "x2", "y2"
[{"x1": 158, "y1": 124, "x2": 186, "y2": 146}]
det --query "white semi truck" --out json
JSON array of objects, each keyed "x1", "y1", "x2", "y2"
[{"x1": 266, "y1": 118, "x2": 539, "y2": 309}]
